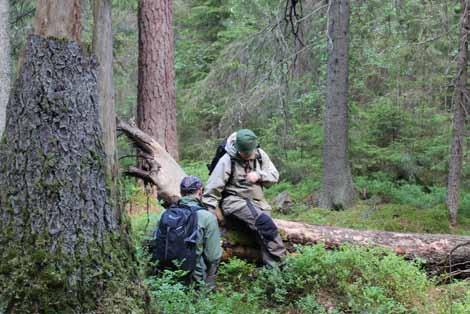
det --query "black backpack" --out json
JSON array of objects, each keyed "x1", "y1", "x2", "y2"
[
  {"x1": 152, "y1": 204, "x2": 199, "y2": 271},
  {"x1": 207, "y1": 138, "x2": 229, "y2": 175},
  {"x1": 207, "y1": 137, "x2": 263, "y2": 177}
]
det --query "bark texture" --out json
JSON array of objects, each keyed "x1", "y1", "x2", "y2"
[
  {"x1": 447, "y1": 0, "x2": 469, "y2": 226},
  {"x1": 118, "y1": 119, "x2": 186, "y2": 205},
  {"x1": 274, "y1": 220, "x2": 470, "y2": 277},
  {"x1": 222, "y1": 219, "x2": 470, "y2": 277},
  {"x1": 93, "y1": 0, "x2": 117, "y2": 180},
  {"x1": 319, "y1": 0, "x2": 356, "y2": 210},
  {"x1": 0, "y1": 36, "x2": 144, "y2": 313},
  {"x1": 137, "y1": 0, "x2": 179, "y2": 160},
  {"x1": 0, "y1": 0, "x2": 10, "y2": 137},
  {"x1": 34, "y1": 0, "x2": 82, "y2": 41}
]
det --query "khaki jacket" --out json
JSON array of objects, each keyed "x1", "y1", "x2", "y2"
[{"x1": 202, "y1": 133, "x2": 279, "y2": 215}]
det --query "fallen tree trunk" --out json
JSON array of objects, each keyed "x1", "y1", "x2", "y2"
[
  {"x1": 220, "y1": 219, "x2": 470, "y2": 278},
  {"x1": 117, "y1": 119, "x2": 186, "y2": 205},
  {"x1": 119, "y1": 122, "x2": 470, "y2": 278}
]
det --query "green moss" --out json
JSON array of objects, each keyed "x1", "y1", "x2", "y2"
[
  {"x1": 0, "y1": 214, "x2": 148, "y2": 314},
  {"x1": 224, "y1": 228, "x2": 258, "y2": 247}
]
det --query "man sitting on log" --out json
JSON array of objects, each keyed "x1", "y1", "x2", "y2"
[{"x1": 203, "y1": 129, "x2": 286, "y2": 266}]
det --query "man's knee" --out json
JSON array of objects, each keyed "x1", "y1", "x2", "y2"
[{"x1": 255, "y1": 212, "x2": 279, "y2": 241}]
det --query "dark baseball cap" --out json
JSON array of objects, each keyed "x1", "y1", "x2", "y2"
[
  {"x1": 235, "y1": 129, "x2": 258, "y2": 154},
  {"x1": 180, "y1": 176, "x2": 203, "y2": 194}
]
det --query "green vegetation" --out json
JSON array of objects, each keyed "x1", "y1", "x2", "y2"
[
  {"x1": 7, "y1": 1, "x2": 469, "y2": 312},
  {"x1": 181, "y1": 161, "x2": 470, "y2": 236},
  {"x1": 91, "y1": 0, "x2": 470, "y2": 310},
  {"x1": 131, "y1": 211, "x2": 470, "y2": 313}
]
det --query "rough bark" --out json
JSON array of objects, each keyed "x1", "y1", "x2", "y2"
[
  {"x1": 117, "y1": 119, "x2": 186, "y2": 205},
  {"x1": 0, "y1": 0, "x2": 10, "y2": 137},
  {"x1": 0, "y1": 35, "x2": 144, "y2": 313},
  {"x1": 447, "y1": 0, "x2": 469, "y2": 226},
  {"x1": 137, "y1": 0, "x2": 179, "y2": 160},
  {"x1": 93, "y1": 0, "x2": 117, "y2": 181},
  {"x1": 222, "y1": 219, "x2": 470, "y2": 278},
  {"x1": 34, "y1": 0, "x2": 82, "y2": 41},
  {"x1": 319, "y1": 0, "x2": 356, "y2": 210}
]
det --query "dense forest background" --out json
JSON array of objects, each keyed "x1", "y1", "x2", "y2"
[
  {"x1": 3, "y1": 0, "x2": 470, "y2": 313},
  {"x1": 9, "y1": 1, "x2": 469, "y2": 219}
]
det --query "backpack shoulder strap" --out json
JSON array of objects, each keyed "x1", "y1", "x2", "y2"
[
  {"x1": 228, "y1": 157, "x2": 235, "y2": 183},
  {"x1": 254, "y1": 149, "x2": 263, "y2": 171}
]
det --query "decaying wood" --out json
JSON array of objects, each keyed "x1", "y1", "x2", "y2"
[
  {"x1": 275, "y1": 220, "x2": 470, "y2": 277},
  {"x1": 117, "y1": 119, "x2": 185, "y2": 205},
  {"x1": 123, "y1": 123, "x2": 470, "y2": 277},
  {"x1": 222, "y1": 219, "x2": 470, "y2": 277},
  {"x1": 34, "y1": 0, "x2": 82, "y2": 41},
  {"x1": 93, "y1": 0, "x2": 117, "y2": 181}
]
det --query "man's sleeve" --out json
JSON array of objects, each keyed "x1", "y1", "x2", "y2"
[
  {"x1": 202, "y1": 213, "x2": 223, "y2": 263},
  {"x1": 257, "y1": 149, "x2": 279, "y2": 188},
  {"x1": 202, "y1": 155, "x2": 231, "y2": 210}
]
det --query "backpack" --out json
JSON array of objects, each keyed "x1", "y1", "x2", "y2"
[
  {"x1": 207, "y1": 137, "x2": 263, "y2": 178},
  {"x1": 207, "y1": 138, "x2": 229, "y2": 175},
  {"x1": 152, "y1": 204, "x2": 199, "y2": 272}
]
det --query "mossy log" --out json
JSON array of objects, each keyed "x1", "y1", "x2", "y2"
[
  {"x1": 120, "y1": 122, "x2": 470, "y2": 278},
  {"x1": 0, "y1": 35, "x2": 146, "y2": 313}
]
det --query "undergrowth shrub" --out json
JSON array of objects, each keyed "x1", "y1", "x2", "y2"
[
  {"x1": 253, "y1": 245, "x2": 429, "y2": 312},
  {"x1": 218, "y1": 258, "x2": 256, "y2": 291},
  {"x1": 142, "y1": 238, "x2": 466, "y2": 313},
  {"x1": 146, "y1": 268, "x2": 267, "y2": 314}
]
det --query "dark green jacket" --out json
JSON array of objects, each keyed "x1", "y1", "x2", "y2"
[{"x1": 179, "y1": 196, "x2": 222, "y2": 264}]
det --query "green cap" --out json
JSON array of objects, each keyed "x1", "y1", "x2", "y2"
[{"x1": 235, "y1": 129, "x2": 258, "y2": 154}]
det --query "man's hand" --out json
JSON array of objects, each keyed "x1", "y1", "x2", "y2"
[
  {"x1": 208, "y1": 206, "x2": 226, "y2": 226},
  {"x1": 215, "y1": 207, "x2": 226, "y2": 227},
  {"x1": 246, "y1": 171, "x2": 260, "y2": 184}
]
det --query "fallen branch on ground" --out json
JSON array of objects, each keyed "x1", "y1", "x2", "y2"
[{"x1": 119, "y1": 120, "x2": 470, "y2": 278}]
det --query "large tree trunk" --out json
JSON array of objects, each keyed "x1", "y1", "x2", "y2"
[
  {"x1": 0, "y1": 0, "x2": 10, "y2": 137},
  {"x1": 319, "y1": 0, "x2": 356, "y2": 210},
  {"x1": 137, "y1": 0, "x2": 179, "y2": 160},
  {"x1": 447, "y1": 0, "x2": 469, "y2": 226},
  {"x1": 0, "y1": 34, "x2": 144, "y2": 314},
  {"x1": 93, "y1": 0, "x2": 117, "y2": 182}
]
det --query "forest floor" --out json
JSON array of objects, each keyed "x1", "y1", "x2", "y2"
[
  {"x1": 129, "y1": 205, "x2": 470, "y2": 313},
  {"x1": 124, "y1": 161, "x2": 470, "y2": 313}
]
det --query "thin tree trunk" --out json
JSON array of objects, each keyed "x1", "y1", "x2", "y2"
[
  {"x1": 0, "y1": 0, "x2": 10, "y2": 137},
  {"x1": 34, "y1": 0, "x2": 82, "y2": 41},
  {"x1": 93, "y1": 0, "x2": 117, "y2": 181},
  {"x1": 447, "y1": 0, "x2": 469, "y2": 226},
  {"x1": 319, "y1": 0, "x2": 356, "y2": 210},
  {"x1": 137, "y1": 0, "x2": 179, "y2": 160}
]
